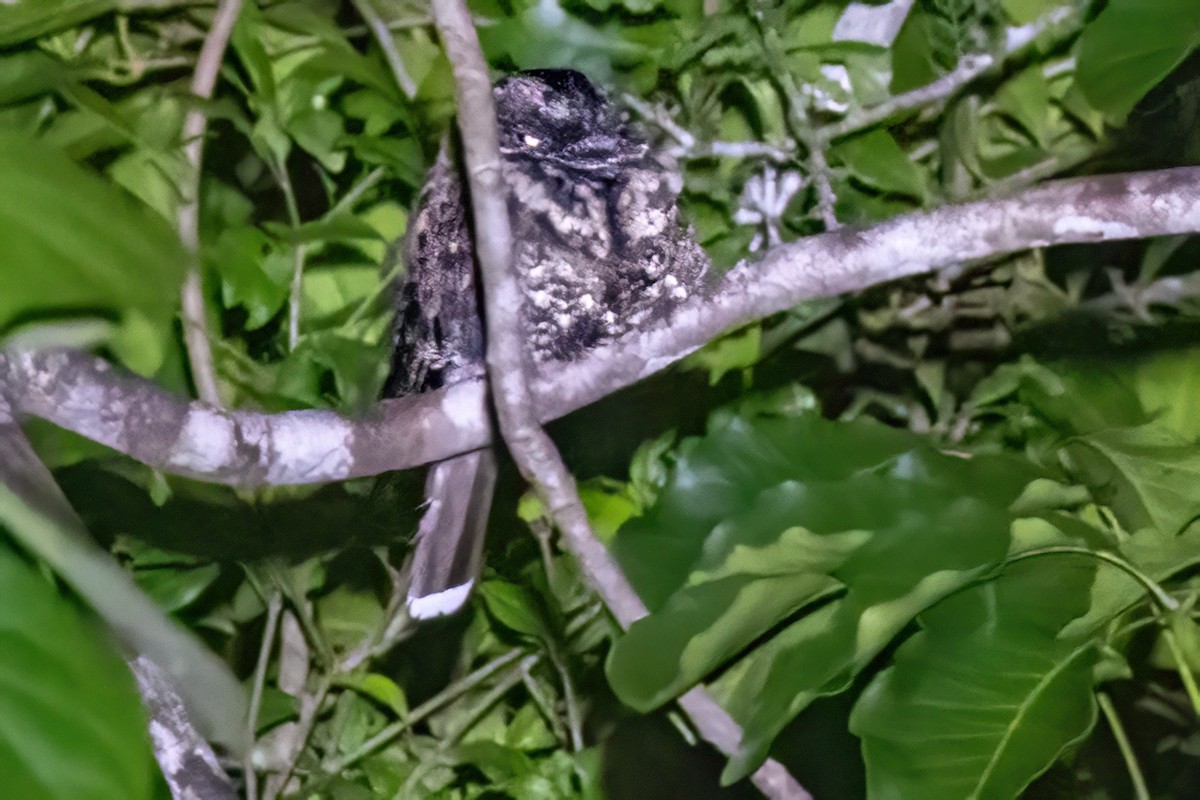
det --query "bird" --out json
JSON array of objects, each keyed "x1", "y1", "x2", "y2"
[{"x1": 384, "y1": 68, "x2": 708, "y2": 620}]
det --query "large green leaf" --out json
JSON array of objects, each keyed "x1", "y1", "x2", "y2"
[
  {"x1": 1013, "y1": 359, "x2": 1149, "y2": 436},
  {"x1": 0, "y1": 432, "x2": 247, "y2": 752},
  {"x1": 713, "y1": 481, "x2": 1018, "y2": 782},
  {"x1": 1075, "y1": 0, "x2": 1200, "y2": 120},
  {"x1": 608, "y1": 411, "x2": 1041, "y2": 780},
  {"x1": 610, "y1": 413, "x2": 919, "y2": 610},
  {"x1": 1126, "y1": 347, "x2": 1200, "y2": 441},
  {"x1": 1067, "y1": 423, "x2": 1200, "y2": 537},
  {"x1": 851, "y1": 558, "x2": 1102, "y2": 800},
  {"x1": 607, "y1": 546, "x2": 847, "y2": 710},
  {"x1": 0, "y1": 541, "x2": 154, "y2": 800},
  {"x1": 0, "y1": 134, "x2": 183, "y2": 366}
]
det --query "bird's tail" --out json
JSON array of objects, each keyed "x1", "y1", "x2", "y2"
[{"x1": 405, "y1": 448, "x2": 497, "y2": 619}]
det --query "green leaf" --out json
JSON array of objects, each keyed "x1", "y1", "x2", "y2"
[
  {"x1": 610, "y1": 413, "x2": 920, "y2": 610},
  {"x1": 0, "y1": 541, "x2": 154, "y2": 800},
  {"x1": 890, "y1": 9, "x2": 938, "y2": 94},
  {"x1": 133, "y1": 563, "x2": 221, "y2": 614},
  {"x1": 607, "y1": 553, "x2": 846, "y2": 711},
  {"x1": 212, "y1": 226, "x2": 292, "y2": 330},
  {"x1": 1015, "y1": 359, "x2": 1149, "y2": 435},
  {"x1": 1000, "y1": 0, "x2": 1061, "y2": 25},
  {"x1": 479, "y1": 580, "x2": 547, "y2": 640},
  {"x1": 681, "y1": 325, "x2": 761, "y2": 386},
  {"x1": 610, "y1": 411, "x2": 1040, "y2": 779},
  {"x1": 1076, "y1": 0, "x2": 1200, "y2": 121},
  {"x1": 344, "y1": 673, "x2": 408, "y2": 718},
  {"x1": 302, "y1": 265, "x2": 380, "y2": 321},
  {"x1": 1067, "y1": 423, "x2": 1200, "y2": 536},
  {"x1": 287, "y1": 108, "x2": 346, "y2": 173},
  {"x1": 850, "y1": 558, "x2": 1102, "y2": 800},
  {"x1": 833, "y1": 129, "x2": 927, "y2": 201},
  {"x1": 0, "y1": 51, "x2": 68, "y2": 105},
  {"x1": 578, "y1": 480, "x2": 639, "y2": 543},
  {"x1": 716, "y1": 483, "x2": 1017, "y2": 781},
  {"x1": 0, "y1": 1, "x2": 119, "y2": 47},
  {"x1": 0, "y1": 134, "x2": 183, "y2": 367},
  {"x1": 1127, "y1": 347, "x2": 1200, "y2": 441},
  {"x1": 0, "y1": 477, "x2": 246, "y2": 752},
  {"x1": 315, "y1": 585, "x2": 383, "y2": 651},
  {"x1": 995, "y1": 67, "x2": 1054, "y2": 150}
]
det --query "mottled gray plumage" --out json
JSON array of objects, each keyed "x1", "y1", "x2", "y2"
[{"x1": 385, "y1": 69, "x2": 707, "y2": 618}]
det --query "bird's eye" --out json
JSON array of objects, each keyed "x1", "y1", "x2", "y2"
[{"x1": 523, "y1": 134, "x2": 542, "y2": 148}]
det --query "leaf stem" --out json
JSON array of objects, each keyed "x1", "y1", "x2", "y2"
[
  {"x1": 1097, "y1": 692, "x2": 1150, "y2": 800},
  {"x1": 1008, "y1": 545, "x2": 1200, "y2": 715},
  {"x1": 397, "y1": 655, "x2": 539, "y2": 797},
  {"x1": 244, "y1": 590, "x2": 283, "y2": 800},
  {"x1": 1156, "y1": 616, "x2": 1200, "y2": 716},
  {"x1": 1006, "y1": 545, "x2": 1179, "y2": 612},
  {"x1": 321, "y1": 648, "x2": 528, "y2": 775}
]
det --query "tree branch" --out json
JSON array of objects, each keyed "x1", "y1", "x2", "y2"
[
  {"x1": 819, "y1": 5, "x2": 1081, "y2": 142},
  {"x1": 351, "y1": 0, "x2": 418, "y2": 98},
  {"x1": 178, "y1": 0, "x2": 244, "y2": 406},
  {"x1": 4, "y1": 167, "x2": 1200, "y2": 485},
  {"x1": 430, "y1": 2, "x2": 811, "y2": 797},
  {"x1": 0, "y1": 393, "x2": 246, "y2": 754},
  {"x1": 130, "y1": 655, "x2": 239, "y2": 800}
]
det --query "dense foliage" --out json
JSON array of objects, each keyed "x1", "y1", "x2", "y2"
[{"x1": 2, "y1": 0, "x2": 1200, "y2": 798}]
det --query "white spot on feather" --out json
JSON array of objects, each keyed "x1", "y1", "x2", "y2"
[{"x1": 408, "y1": 581, "x2": 474, "y2": 619}]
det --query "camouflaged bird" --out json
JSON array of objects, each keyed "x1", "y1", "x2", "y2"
[{"x1": 385, "y1": 69, "x2": 708, "y2": 619}]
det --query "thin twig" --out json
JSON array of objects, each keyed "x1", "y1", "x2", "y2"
[
  {"x1": 753, "y1": 16, "x2": 838, "y2": 231},
  {"x1": 623, "y1": 94, "x2": 795, "y2": 162},
  {"x1": 272, "y1": 164, "x2": 309, "y2": 352},
  {"x1": 244, "y1": 590, "x2": 283, "y2": 800},
  {"x1": 179, "y1": 0, "x2": 244, "y2": 406},
  {"x1": 321, "y1": 648, "x2": 527, "y2": 775},
  {"x1": 520, "y1": 665, "x2": 569, "y2": 743},
  {"x1": 1097, "y1": 692, "x2": 1151, "y2": 800},
  {"x1": 820, "y1": 6, "x2": 1081, "y2": 143},
  {"x1": 398, "y1": 655, "x2": 538, "y2": 796},
  {"x1": 329, "y1": 165, "x2": 387, "y2": 217},
  {"x1": 351, "y1": 0, "x2": 418, "y2": 98},
  {"x1": 263, "y1": 674, "x2": 333, "y2": 800}
]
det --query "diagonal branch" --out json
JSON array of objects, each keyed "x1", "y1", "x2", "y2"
[
  {"x1": 3, "y1": 168, "x2": 1200, "y2": 486},
  {"x1": 0, "y1": 393, "x2": 247, "y2": 756},
  {"x1": 429, "y1": 1, "x2": 811, "y2": 797},
  {"x1": 130, "y1": 655, "x2": 238, "y2": 800}
]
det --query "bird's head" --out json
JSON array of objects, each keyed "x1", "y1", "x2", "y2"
[{"x1": 493, "y1": 69, "x2": 648, "y2": 176}]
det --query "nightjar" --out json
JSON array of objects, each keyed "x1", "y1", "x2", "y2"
[{"x1": 385, "y1": 69, "x2": 707, "y2": 619}]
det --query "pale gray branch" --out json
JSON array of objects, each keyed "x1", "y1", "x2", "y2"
[
  {"x1": 0, "y1": 347, "x2": 489, "y2": 485},
  {"x1": 131, "y1": 655, "x2": 238, "y2": 800},
  {"x1": 351, "y1": 0, "x2": 418, "y2": 98},
  {"x1": 0, "y1": 393, "x2": 247, "y2": 753},
  {"x1": 431, "y1": 1, "x2": 812, "y2": 797},
  {"x1": 179, "y1": 0, "x2": 244, "y2": 405},
  {"x1": 4, "y1": 167, "x2": 1200, "y2": 487},
  {"x1": 538, "y1": 167, "x2": 1200, "y2": 422}
]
